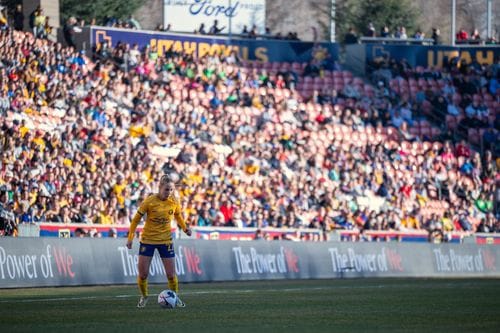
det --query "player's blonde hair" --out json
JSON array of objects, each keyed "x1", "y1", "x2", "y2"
[
  {"x1": 160, "y1": 174, "x2": 173, "y2": 184},
  {"x1": 159, "y1": 174, "x2": 180, "y2": 201}
]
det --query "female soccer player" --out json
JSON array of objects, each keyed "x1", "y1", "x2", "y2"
[{"x1": 126, "y1": 174, "x2": 192, "y2": 308}]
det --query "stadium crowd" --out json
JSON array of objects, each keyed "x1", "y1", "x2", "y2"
[
  {"x1": 0, "y1": 26, "x2": 498, "y2": 240},
  {"x1": 347, "y1": 21, "x2": 498, "y2": 45}
]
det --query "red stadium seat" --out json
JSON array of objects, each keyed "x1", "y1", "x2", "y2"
[
  {"x1": 446, "y1": 115, "x2": 457, "y2": 130},
  {"x1": 313, "y1": 77, "x2": 324, "y2": 85},
  {"x1": 341, "y1": 70, "x2": 353, "y2": 79},
  {"x1": 431, "y1": 127, "x2": 441, "y2": 139},
  {"x1": 410, "y1": 127, "x2": 420, "y2": 137},
  {"x1": 324, "y1": 77, "x2": 333, "y2": 85},
  {"x1": 488, "y1": 114, "x2": 496, "y2": 125},
  {"x1": 467, "y1": 129, "x2": 480, "y2": 145}
]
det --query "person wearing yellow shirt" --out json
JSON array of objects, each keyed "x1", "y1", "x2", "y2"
[
  {"x1": 126, "y1": 174, "x2": 192, "y2": 308},
  {"x1": 113, "y1": 175, "x2": 127, "y2": 196},
  {"x1": 186, "y1": 171, "x2": 203, "y2": 185},
  {"x1": 95, "y1": 205, "x2": 114, "y2": 225},
  {"x1": 441, "y1": 212, "x2": 454, "y2": 232},
  {"x1": 19, "y1": 120, "x2": 30, "y2": 138},
  {"x1": 32, "y1": 130, "x2": 46, "y2": 151},
  {"x1": 402, "y1": 211, "x2": 421, "y2": 229},
  {"x1": 0, "y1": 170, "x2": 14, "y2": 188},
  {"x1": 129, "y1": 120, "x2": 151, "y2": 138},
  {"x1": 33, "y1": 8, "x2": 46, "y2": 38}
]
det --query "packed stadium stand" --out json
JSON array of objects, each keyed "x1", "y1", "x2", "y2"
[{"x1": 0, "y1": 26, "x2": 498, "y2": 241}]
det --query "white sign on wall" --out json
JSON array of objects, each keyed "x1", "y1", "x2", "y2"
[{"x1": 164, "y1": 0, "x2": 266, "y2": 35}]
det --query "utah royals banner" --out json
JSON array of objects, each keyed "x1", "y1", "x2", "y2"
[
  {"x1": 91, "y1": 26, "x2": 339, "y2": 64},
  {"x1": 366, "y1": 44, "x2": 499, "y2": 68}
]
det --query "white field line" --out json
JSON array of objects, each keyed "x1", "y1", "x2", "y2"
[
  {"x1": 0, "y1": 290, "x2": 256, "y2": 303},
  {"x1": 0, "y1": 282, "x2": 477, "y2": 303}
]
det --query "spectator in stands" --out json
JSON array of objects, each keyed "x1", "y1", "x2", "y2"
[
  {"x1": 390, "y1": 109, "x2": 404, "y2": 128},
  {"x1": 108, "y1": 227, "x2": 118, "y2": 238},
  {"x1": 431, "y1": 28, "x2": 441, "y2": 45},
  {"x1": 395, "y1": 26, "x2": 407, "y2": 39},
  {"x1": 74, "y1": 227, "x2": 87, "y2": 237},
  {"x1": 397, "y1": 121, "x2": 416, "y2": 141},
  {"x1": 209, "y1": 20, "x2": 225, "y2": 35},
  {"x1": 241, "y1": 25, "x2": 248, "y2": 36},
  {"x1": 0, "y1": 187, "x2": 16, "y2": 236},
  {"x1": 413, "y1": 31, "x2": 425, "y2": 40},
  {"x1": 127, "y1": 15, "x2": 141, "y2": 30},
  {"x1": 263, "y1": 27, "x2": 272, "y2": 39},
  {"x1": 455, "y1": 139, "x2": 471, "y2": 158},
  {"x1": 41, "y1": 16, "x2": 53, "y2": 40},
  {"x1": 28, "y1": 6, "x2": 39, "y2": 33},
  {"x1": 481, "y1": 128, "x2": 497, "y2": 153},
  {"x1": 446, "y1": 97, "x2": 462, "y2": 117},
  {"x1": 248, "y1": 25, "x2": 258, "y2": 39},
  {"x1": 477, "y1": 213, "x2": 497, "y2": 233},
  {"x1": 197, "y1": 23, "x2": 206, "y2": 34},
  {"x1": 470, "y1": 29, "x2": 481, "y2": 41},
  {"x1": 13, "y1": 4, "x2": 24, "y2": 31},
  {"x1": 456, "y1": 29, "x2": 469, "y2": 42},
  {"x1": 442, "y1": 79, "x2": 456, "y2": 99},
  {"x1": 428, "y1": 222, "x2": 444, "y2": 243},
  {"x1": 365, "y1": 22, "x2": 375, "y2": 37},
  {"x1": 488, "y1": 72, "x2": 499, "y2": 95},
  {"x1": 254, "y1": 228, "x2": 264, "y2": 240},
  {"x1": 63, "y1": 17, "x2": 78, "y2": 48},
  {"x1": 0, "y1": 7, "x2": 6, "y2": 29},
  {"x1": 496, "y1": 179, "x2": 500, "y2": 216},
  {"x1": 431, "y1": 95, "x2": 448, "y2": 122},
  {"x1": 399, "y1": 102, "x2": 414, "y2": 126},
  {"x1": 380, "y1": 26, "x2": 390, "y2": 38},
  {"x1": 33, "y1": 7, "x2": 46, "y2": 38},
  {"x1": 344, "y1": 27, "x2": 358, "y2": 44}
]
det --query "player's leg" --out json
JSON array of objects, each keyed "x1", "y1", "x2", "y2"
[
  {"x1": 161, "y1": 257, "x2": 178, "y2": 292},
  {"x1": 161, "y1": 257, "x2": 185, "y2": 307},
  {"x1": 137, "y1": 243, "x2": 154, "y2": 308},
  {"x1": 160, "y1": 243, "x2": 185, "y2": 307}
]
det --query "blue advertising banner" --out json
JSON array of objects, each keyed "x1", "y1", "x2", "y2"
[
  {"x1": 91, "y1": 26, "x2": 339, "y2": 64},
  {"x1": 366, "y1": 44, "x2": 499, "y2": 68}
]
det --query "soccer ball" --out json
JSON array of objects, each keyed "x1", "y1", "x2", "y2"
[{"x1": 158, "y1": 289, "x2": 177, "y2": 308}]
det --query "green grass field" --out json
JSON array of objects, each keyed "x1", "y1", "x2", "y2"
[{"x1": 0, "y1": 279, "x2": 499, "y2": 333}]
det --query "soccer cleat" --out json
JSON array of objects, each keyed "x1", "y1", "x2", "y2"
[
  {"x1": 176, "y1": 296, "x2": 186, "y2": 308},
  {"x1": 137, "y1": 296, "x2": 149, "y2": 308}
]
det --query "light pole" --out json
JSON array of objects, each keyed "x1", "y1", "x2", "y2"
[
  {"x1": 330, "y1": 0, "x2": 336, "y2": 42},
  {"x1": 451, "y1": 0, "x2": 456, "y2": 46},
  {"x1": 487, "y1": 0, "x2": 492, "y2": 40},
  {"x1": 228, "y1": 0, "x2": 232, "y2": 39}
]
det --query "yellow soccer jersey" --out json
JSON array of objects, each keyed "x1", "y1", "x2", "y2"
[{"x1": 128, "y1": 194, "x2": 188, "y2": 245}]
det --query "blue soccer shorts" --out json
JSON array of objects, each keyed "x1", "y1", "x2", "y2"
[{"x1": 139, "y1": 243, "x2": 175, "y2": 258}]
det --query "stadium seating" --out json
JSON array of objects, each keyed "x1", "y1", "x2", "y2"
[{"x1": 0, "y1": 27, "x2": 498, "y2": 240}]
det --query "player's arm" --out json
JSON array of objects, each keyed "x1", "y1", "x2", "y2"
[
  {"x1": 174, "y1": 203, "x2": 191, "y2": 236},
  {"x1": 126, "y1": 197, "x2": 148, "y2": 248}
]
